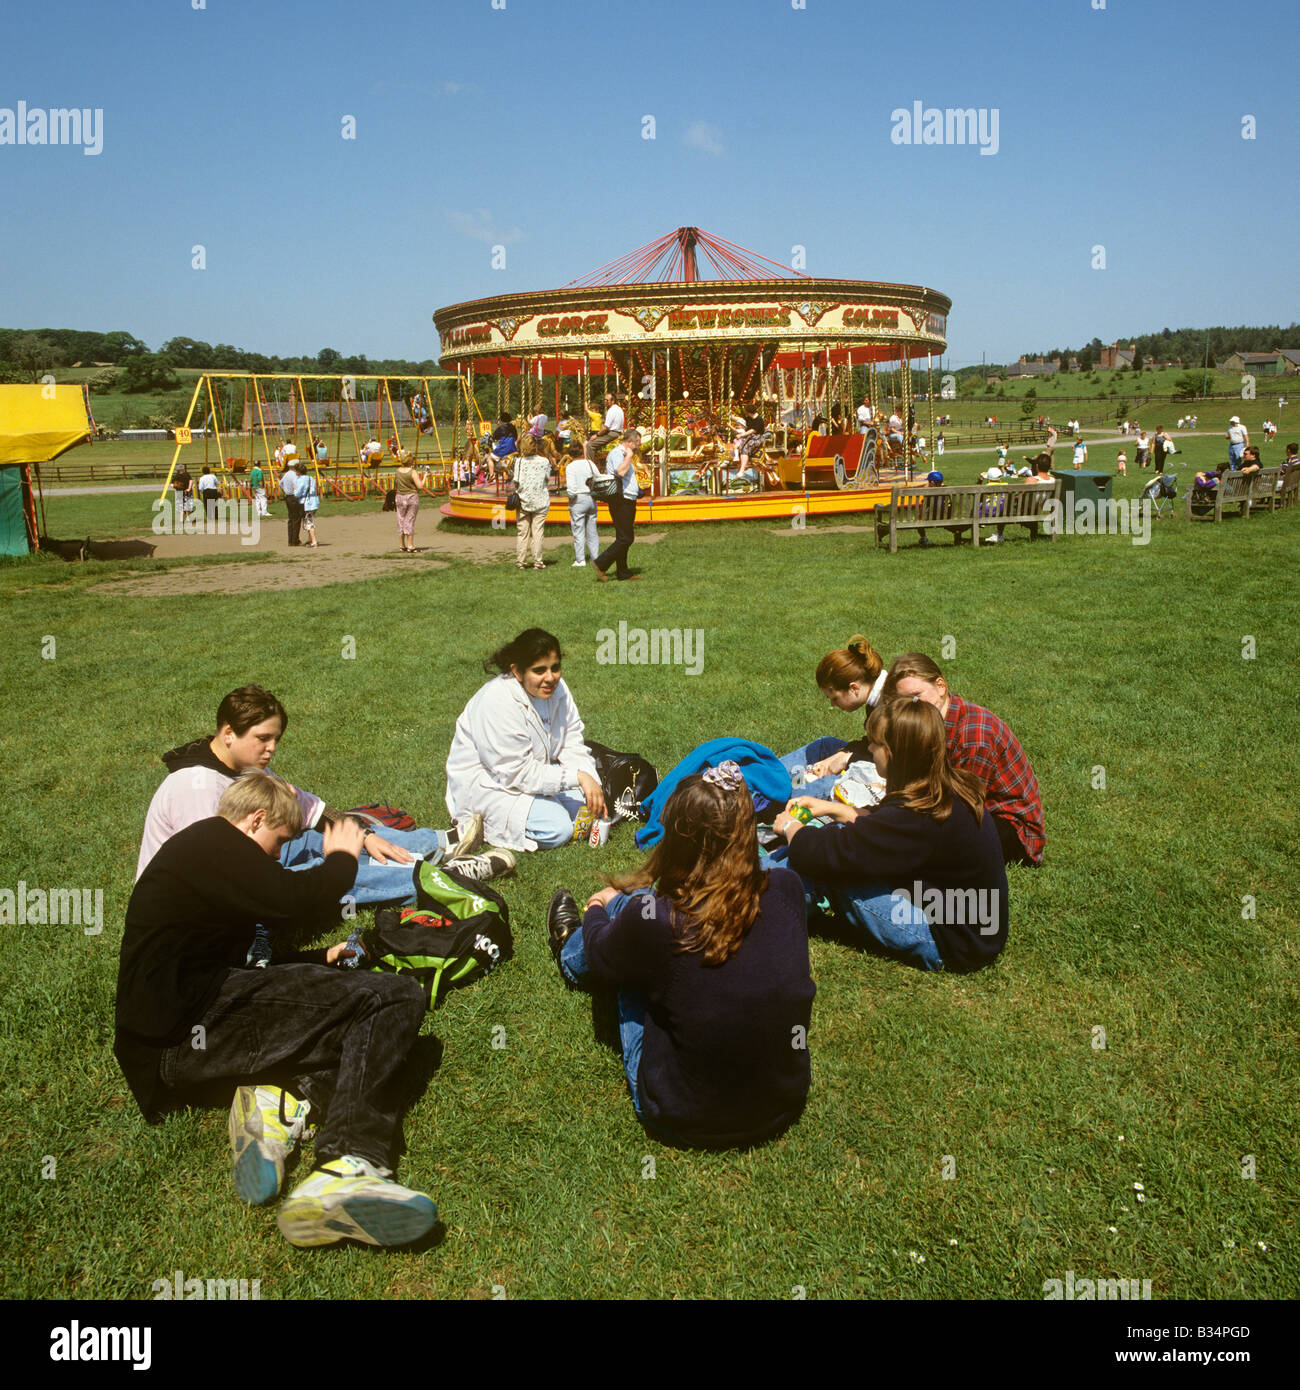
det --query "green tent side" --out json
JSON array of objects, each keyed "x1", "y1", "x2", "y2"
[{"x1": 0, "y1": 467, "x2": 31, "y2": 556}]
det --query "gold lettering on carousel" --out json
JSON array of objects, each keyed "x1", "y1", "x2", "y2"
[
  {"x1": 537, "y1": 313, "x2": 610, "y2": 337},
  {"x1": 446, "y1": 324, "x2": 494, "y2": 347},
  {"x1": 841, "y1": 307, "x2": 902, "y2": 328},
  {"x1": 667, "y1": 306, "x2": 791, "y2": 331}
]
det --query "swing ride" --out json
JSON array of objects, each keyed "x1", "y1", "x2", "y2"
[
  {"x1": 434, "y1": 226, "x2": 951, "y2": 525},
  {"x1": 156, "y1": 371, "x2": 476, "y2": 503}
]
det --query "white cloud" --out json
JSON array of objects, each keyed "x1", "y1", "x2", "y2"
[
  {"x1": 447, "y1": 209, "x2": 524, "y2": 246},
  {"x1": 436, "y1": 80, "x2": 478, "y2": 96},
  {"x1": 683, "y1": 121, "x2": 724, "y2": 157}
]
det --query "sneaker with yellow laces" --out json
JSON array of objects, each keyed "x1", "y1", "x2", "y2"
[
  {"x1": 229, "y1": 1085, "x2": 312, "y2": 1206},
  {"x1": 276, "y1": 1156, "x2": 437, "y2": 1248}
]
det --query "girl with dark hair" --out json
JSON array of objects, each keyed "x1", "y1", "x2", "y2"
[
  {"x1": 138, "y1": 685, "x2": 496, "y2": 894},
  {"x1": 445, "y1": 629, "x2": 606, "y2": 851},
  {"x1": 547, "y1": 763, "x2": 814, "y2": 1147},
  {"x1": 775, "y1": 698, "x2": 1008, "y2": 973},
  {"x1": 779, "y1": 633, "x2": 888, "y2": 798}
]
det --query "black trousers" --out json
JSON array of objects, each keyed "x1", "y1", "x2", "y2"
[
  {"x1": 595, "y1": 495, "x2": 637, "y2": 577},
  {"x1": 285, "y1": 497, "x2": 304, "y2": 545},
  {"x1": 157, "y1": 963, "x2": 427, "y2": 1172}
]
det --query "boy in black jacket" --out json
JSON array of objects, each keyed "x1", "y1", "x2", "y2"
[{"x1": 116, "y1": 770, "x2": 436, "y2": 1248}]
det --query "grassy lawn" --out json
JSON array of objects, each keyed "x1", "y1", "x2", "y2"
[{"x1": 1, "y1": 465, "x2": 1297, "y2": 1301}]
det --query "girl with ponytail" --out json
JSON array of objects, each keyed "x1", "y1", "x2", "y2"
[{"x1": 779, "y1": 633, "x2": 888, "y2": 798}]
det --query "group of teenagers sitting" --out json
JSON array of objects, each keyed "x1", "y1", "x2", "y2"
[{"x1": 117, "y1": 628, "x2": 1042, "y2": 1250}]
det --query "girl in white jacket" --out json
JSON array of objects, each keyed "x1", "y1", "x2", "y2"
[{"x1": 445, "y1": 629, "x2": 607, "y2": 851}]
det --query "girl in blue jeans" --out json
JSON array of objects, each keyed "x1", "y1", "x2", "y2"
[
  {"x1": 547, "y1": 765, "x2": 815, "y2": 1149},
  {"x1": 775, "y1": 698, "x2": 1009, "y2": 975}
]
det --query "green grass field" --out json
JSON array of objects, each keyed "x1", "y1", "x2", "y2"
[{"x1": 2, "y1": 430, "x2": 1297, "y2": 1301}]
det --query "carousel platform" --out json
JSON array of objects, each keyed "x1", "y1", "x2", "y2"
[{"x1": 440, "y1": 467, "x2": 919, "y2": 525}]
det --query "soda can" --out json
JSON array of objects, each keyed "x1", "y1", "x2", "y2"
[
  {"x1": 787, "y1": 804, "x2": 814, "y2": 825},
  {"x1": 573, "y1": 806, "x2": 594, "y2": 841},
  {"x1": 588, "y1": 817, "x2": 613, "y2": 848}
]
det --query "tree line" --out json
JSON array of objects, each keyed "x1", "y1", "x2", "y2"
[
  {"x1": 0, "y1": 327, "x2": 440, "y2": 391},
  {"x1": 1024, "y1": 324, "x2": 1300, "y2": 373}
]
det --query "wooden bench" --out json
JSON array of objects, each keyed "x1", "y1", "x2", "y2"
[
  {"x1": 1185, "y1": 467, "x2": 1281, "y2": 522},
  {"x1": 875, "y1": 480, "x2": 1061, "y2": 552},
  {"x1": 1279, "y1": 466, "x2": 1299, "y2": 510}
]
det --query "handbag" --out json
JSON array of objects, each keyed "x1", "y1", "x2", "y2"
[
  {"x1": 586, "y1": 741, "x2": 658, "y2": 822},
  {"x1": 589, "y1": 472, "x2": 620, "y2": 501}
]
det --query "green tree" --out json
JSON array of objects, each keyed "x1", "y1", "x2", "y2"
[
  {"x1": 1172, "y1": 372, "x2": 1201, "y2": 400},
  {"x1": 12, "y1": 333, "x2": 62, "y2": 381},
  {"x1": 1020, "y1": 387, "x2": 1038, "y2": 418},
  {"x1": 317, "y1": 348, "x2": 342, "y2": 369},
  {"x1": 99, "y1": 330, "x2": 147, "y2": 362},
  {"x1": 120, "y1": 353, "x2": 179, "y2": 393},
  {"x1": 1132, "y1": 349, "x2": 1144, "y2": 373},
  {"x1": 1078, "y1": 347, "x2": 1094, "y2": 373}
]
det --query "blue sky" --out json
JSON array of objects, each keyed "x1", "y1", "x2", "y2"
[{"x1": 1, "y1": 0, "x2": 1295, "y2": 367}]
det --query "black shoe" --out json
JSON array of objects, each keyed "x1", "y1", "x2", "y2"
[{"x1": 546, "y1": 889, "x2": 581, "y2": 968}]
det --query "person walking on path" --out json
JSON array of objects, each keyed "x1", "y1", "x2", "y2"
[
  {"x1": 594, "y1": 429, "x2": 643, "y2": 583},
  {"x1": 564, "y1": 450, "x2": 599, "y2": 566},
  {"x1": 1227, "y1": 416, "x2": 1249, "y2": 469}
]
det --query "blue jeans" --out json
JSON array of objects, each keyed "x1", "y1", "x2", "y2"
[
  {"x1": 1229, "y1": 443, "x2": 1244, "y2": 468},
  {"x1": 779, "y1": 736, "x2": 848, "y2": 802},
  {"x1": 281, "y1": 824, "x2": 447, "y2": 907},
  {"x1": 524, "y1": 791, "x2": 589, "y2": 850},
  {"x1": 568, "y1": 493, "x2": 599, "y2": 562},
  {"x1": 560, "y1": 890, "x2": 648, "y2": 1116},
  {"x1": 768, "y1": 853, "x2": 944, "y2": 972}
]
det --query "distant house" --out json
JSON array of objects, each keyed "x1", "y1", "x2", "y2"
[
  {"x1": 1222, "y1": 350, "x2": 1295, "y2": 375},
  {"x1": 1003, "y1": 357, "x2": 1060, "y2": 378},
  {"x1": 1099, "y1": 342, "x2": 1134, "y2": 369}
]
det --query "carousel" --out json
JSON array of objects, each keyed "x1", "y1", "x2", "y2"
[{"x1": 435, "y1": 226, "x2": 950, "y2": 524}]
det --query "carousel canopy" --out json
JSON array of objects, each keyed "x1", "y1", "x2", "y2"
[{"x1": 434, "y1": 227, "x2": 949, "y2": 373}]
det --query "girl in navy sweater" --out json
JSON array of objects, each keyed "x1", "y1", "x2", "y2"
[
  {"x1": 775, "y1": 698, "x2": 1008, "y2": 973},
  {"x1": 547, "y1": 764, "x2": 815, "y2": 1148}
]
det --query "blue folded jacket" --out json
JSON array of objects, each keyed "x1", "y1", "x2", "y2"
[{"x1": 634, "y1": 737, "x2": 793, "y2": 848}]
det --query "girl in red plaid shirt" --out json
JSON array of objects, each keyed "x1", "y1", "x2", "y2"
[{"x1": 881, "y1": 654, "x2": 1044, "y2": 867}]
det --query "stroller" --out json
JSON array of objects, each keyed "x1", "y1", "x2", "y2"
[{"x1": 1140, "y1": 472, "x2": 1178, "y2": 519}]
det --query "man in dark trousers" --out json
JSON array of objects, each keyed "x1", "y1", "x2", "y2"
[
  {"x1": 115, "y1": 770, "x2": 436, "y2": 1248},
  {"x1": 280, "y1": 456, "x2": 304, "y2": 545}
]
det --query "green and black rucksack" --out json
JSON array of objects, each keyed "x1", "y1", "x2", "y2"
[{"x1": 360, "y1": 863, "x2": 512, "y2": 1008}]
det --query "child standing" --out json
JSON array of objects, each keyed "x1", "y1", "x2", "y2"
[
  {"x1": 1116, "y1": 448, "x2": 1128, "y2": 476},
  {"x1": 547, "y1": 764, "x2": 815, "y2": 1148},
  {"x1": 300, "y1": 468, "x2": 320, "y2": 547}
]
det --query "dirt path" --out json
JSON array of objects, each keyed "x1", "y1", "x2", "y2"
[{"x1": 90, "y1": 510, "x2": 665, "y2": 597}]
